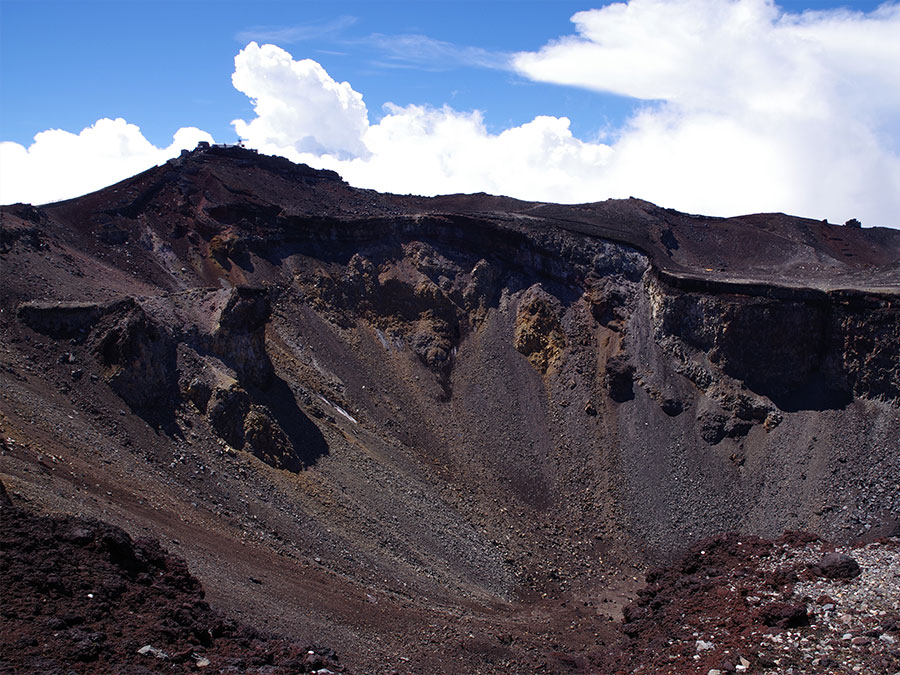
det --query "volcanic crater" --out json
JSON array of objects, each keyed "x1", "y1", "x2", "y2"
[{"x1": 2, "y1": 144, "x2": 899, "y2": 674}]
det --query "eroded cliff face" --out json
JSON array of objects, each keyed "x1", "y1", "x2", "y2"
[
  {"x1": 648, "y1": 274, "x2": 900, "y2": 411},
  {"x1": 2, "y1": 144, "x2": 898, "y2": 674}
]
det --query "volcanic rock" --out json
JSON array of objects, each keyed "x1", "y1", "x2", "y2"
[
  {"x1": 91, "y1": 299, "x2": 177, "y2": 412},
  {"x1": 757, "y1": 602, "x2": 811, "y2": 628},
  {"x1": 208, "y1": 384, "x2": 251, "y2": 449},
  {"x1": 811, "y1": 552, "x2": 862, "y2": 579},
  {"x1": 513, "y1": 284, "x2": 566, "y2": 373},
  {"x1": 209, "y1": 286, "x2": 273, "y2": 387}
]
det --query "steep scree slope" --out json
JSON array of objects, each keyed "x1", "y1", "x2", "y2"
[{"x1": 1, "y1": 144, "x2": 899, "y2": 673}]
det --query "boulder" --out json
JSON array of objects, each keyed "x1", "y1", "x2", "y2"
[
  {"x1": 811, "y1": 553, "x2": 861, "y2": 579},
  {"x1": 243, "y1": 405, "x2": 300, "y2": 472},
  {"x1": 756, "y1": 602, "x2": 810, "y2": 628},
  {"x1": 92, "y1": 300, "x2": 177, "y2": 411}
]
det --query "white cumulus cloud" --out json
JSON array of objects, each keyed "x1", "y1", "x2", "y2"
[
  {"x1": 231, "y1": 2, "x2": 900, "y2": 228},
  {"x1": 230, "y1": 42, "x2": 616, "y2": 203},
  {"x1": 231, "y1": 42, "x2": 370, "y2": 160},
  {"x1": 512, "y1": 0, "x2": 900, "y2": 225},
  {"x1": 0, "y1": 119, "x2": 213, "y2": 205}
]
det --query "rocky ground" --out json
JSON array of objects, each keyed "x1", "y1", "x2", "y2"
[
  {"x1": 0, "y1": 480, "x2": 345, "y2": 674},
  {"x1": 619, "y1": 532, "x2": 900, "y2": 675},
  {"x1": 2, "y1": 144, "x2": 899, "y2": 673},
  {"x1": 4, "y1": 477, "x2": 898, "y2": 674}
]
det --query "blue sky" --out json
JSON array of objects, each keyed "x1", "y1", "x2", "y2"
[
  {"x1": 0, "y1": 1, "x2": 643, "y2": 146},
  {"x1": 2, "y1": 1, "x2": 899, "y2": 227}
]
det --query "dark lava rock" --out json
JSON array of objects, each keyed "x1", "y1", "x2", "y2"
[
  {"x1": 698, "y1": 410, "x2": 728, "y2": 444},
  {"x1": 183, "y1": 376, "x2": 211, "y2": 412},
  {"x1": 210, "y1": 287, "x2": 274, "y2": 388},
  {"x1": 244, "y1": 405, "x2": 300, "y2": 472},
  {"x1": 605, "y1": 354, "x2": 635, "y2": 402},
  {"x1": 208, "y1": 385, "x2": 252, "y2": 448},
  {"x1": 659, "y1": 397, "x2": 683, "y2": 417},
  {"x1": 757, "y1": 602, "x2": 810, "y2": 628},
  {"x1": 811, "y1": 552, "x2": 862, "y2": 579},
  {"x1": 18, "y1": 301, "x2": 104, "y2": 339},
  {"x1": 92, "y1": 299, "x2": 177, "y2": 411}
]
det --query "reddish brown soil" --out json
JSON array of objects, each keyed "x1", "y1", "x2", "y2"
[{"x1": 0, "y1": 482, "x2": 344, "y2": 674}]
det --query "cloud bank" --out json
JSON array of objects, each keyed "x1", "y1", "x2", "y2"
[
  {"x1": 229, "y1": 0, "x2": 900, "y2": 228},
  {"x1": 512, "y1": 0, "x2": 900, "y2": 225},
  {"x1": 230, "y1": 42, "x2": 612, "y2": 202},
  {"x1": 0, "y1": 120, "x2": 213, "y2": 205},
  {"x1": 231, "y1": 43, "x2": 370, "y2": 160},
  {"x1": 2, "y1": 1, "x2": 899, "y2": 228}
]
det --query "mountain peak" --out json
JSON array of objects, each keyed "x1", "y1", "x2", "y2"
[{"x1": 172, "y1": 141, "x2": 345, "y2": 184}]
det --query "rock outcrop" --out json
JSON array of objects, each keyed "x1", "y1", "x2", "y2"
[
  {"x1": 0, "y1": 484, "x2": 346, "y2": 673},
  {"x1": 92, "y1": 299, "x2": 177, "y2": 412},
  {"x1": 649, "y1": 273, "x2": 900, "y2": 411},
  {"x1": 209, "y1": 286, "x2": 273, "y2": 388},
  {"x1": 18, "y1": 301, "x2": 106, "y2": 339},
  {"x1": 514, "y1": 284, "x2": 566, "y2": 374}
]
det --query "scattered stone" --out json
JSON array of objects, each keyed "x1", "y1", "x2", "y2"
[
  {"x1": 2, "y1": 497, "x2": 346, "y2": 674},
  {"x1": 137, "y1": 644, "x2": 169, "y2": 659}
]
